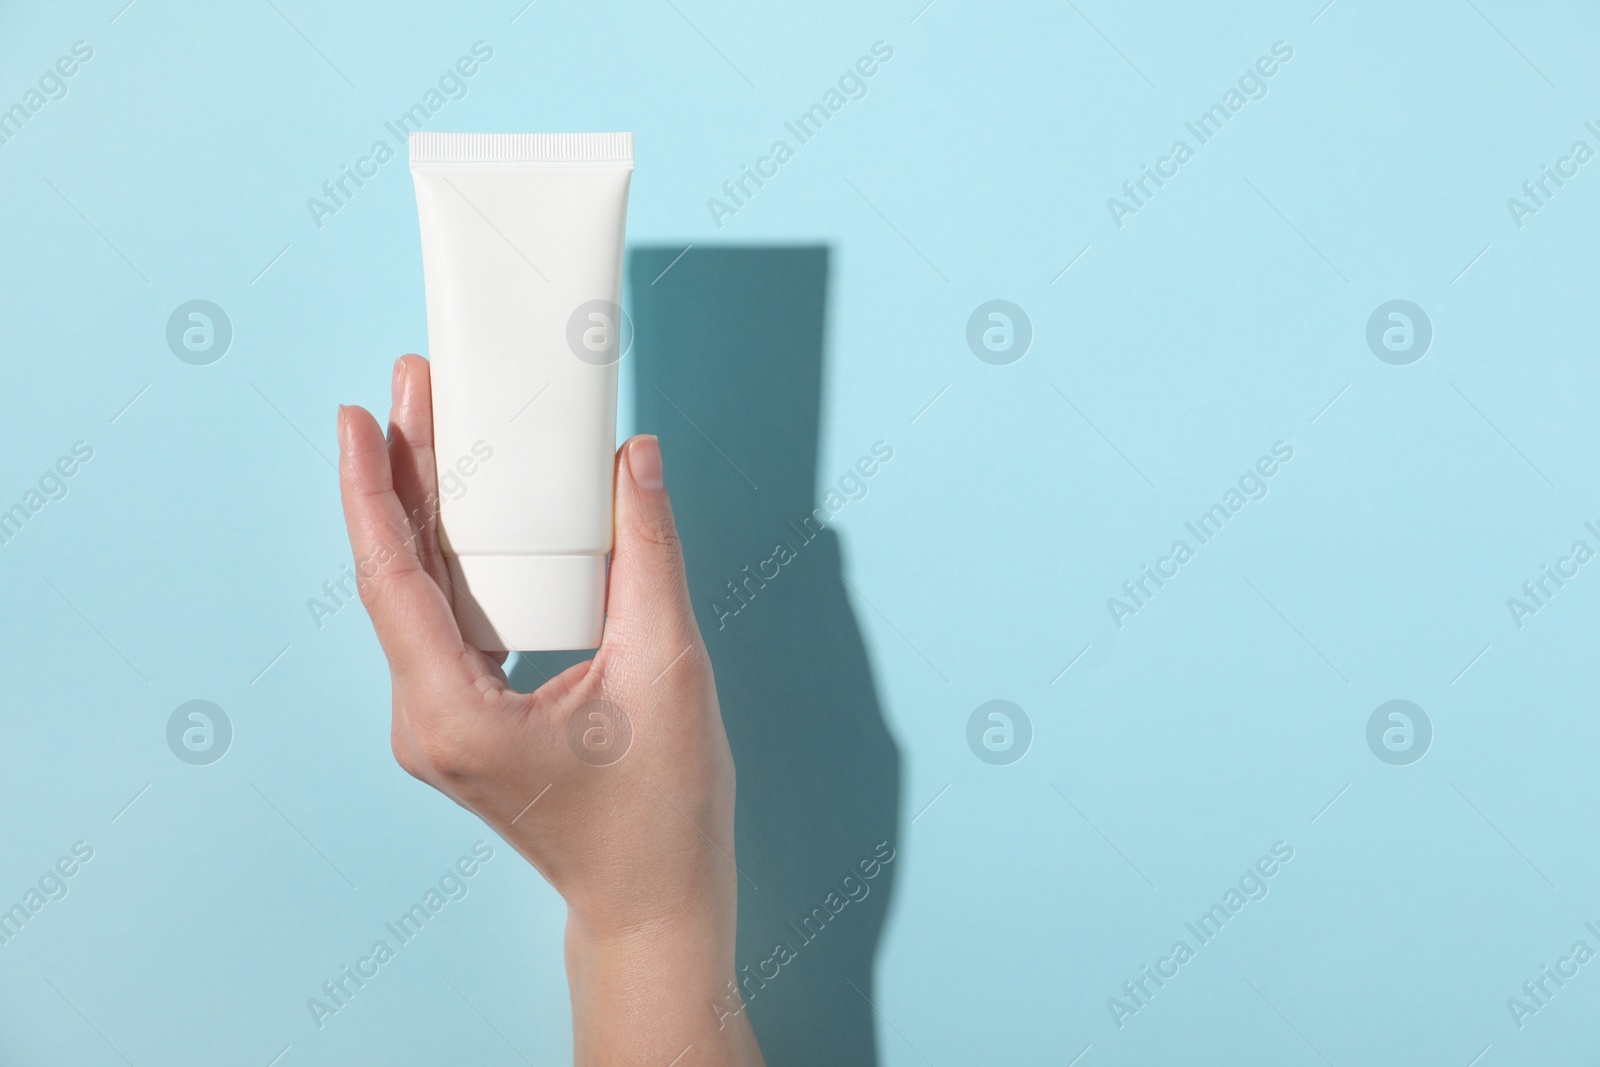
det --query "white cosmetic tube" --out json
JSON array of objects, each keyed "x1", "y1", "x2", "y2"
[{"x1": 409, "y1": 132, "x2": 633, "y2": 651}]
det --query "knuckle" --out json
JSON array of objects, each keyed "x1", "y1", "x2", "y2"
[
  {"x1": 354, "y1": 561, "x2": 397, "y2": 606},
  {"x1": 412, "y1": 722, "x2": 488, "y2": 783},
  {"x1": 356, "y1": 575, "x2": 384, "y2": 612},
  {"x1": 389, "y1": 716, "x2": 426, "y2": 780},
  {"x1": 390, "y1": 737, "x2": 424, "y2": 780},
  {"x1": 632, "y1": 514, "x2": 683, "y2": 557},
  {"x1": 413, "y1": 728, "x2": 464, "y2": 777}
]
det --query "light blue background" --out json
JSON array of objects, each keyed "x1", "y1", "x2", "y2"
[{"x1": 3, "y1": 0, "x2": 1598, "y2": 1063}]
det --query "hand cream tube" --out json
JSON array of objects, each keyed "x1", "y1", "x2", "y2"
[{"x1": 409, "y1": 132, "x2": 633, "y2": 651}]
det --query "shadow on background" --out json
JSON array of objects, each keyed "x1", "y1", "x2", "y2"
[
  {"x1": 511, "y1": 246, "x2": 900, "y2": 1060},
  {"x1": 630, "y1": 245, "x2": 901, "y2": 1062}
]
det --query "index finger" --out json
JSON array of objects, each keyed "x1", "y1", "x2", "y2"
[{"x1": 337, "y1": 402, "x2": 466, "y2": 676}]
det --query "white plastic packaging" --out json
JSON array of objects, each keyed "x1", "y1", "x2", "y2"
[{"x1": 409, "y1": 132, "x2": 633, "y2": 651}]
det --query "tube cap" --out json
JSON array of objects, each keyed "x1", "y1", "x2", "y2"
[{"x1": 445, "y1": 553, "x2": 607, "y2": 652}]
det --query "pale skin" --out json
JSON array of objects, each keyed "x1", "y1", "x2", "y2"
[{"x1": 337, "y1": 354, "x2": 765, "y2": 1065}]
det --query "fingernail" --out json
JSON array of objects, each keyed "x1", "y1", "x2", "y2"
[
  {"x1": 628, "y1": 435, "x2": 664, "y2": 490},
  {"x1": 391, "y1": 357, "x2": 406, "y2": 404}
]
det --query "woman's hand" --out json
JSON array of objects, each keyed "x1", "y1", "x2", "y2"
[{"x1": 337, "y1": 354, "x2": 764, "y2": 1066}]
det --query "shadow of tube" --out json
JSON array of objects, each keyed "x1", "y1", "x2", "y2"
[{"x1": 629, "y1": 245, "x2": 902, "y2": 1064}]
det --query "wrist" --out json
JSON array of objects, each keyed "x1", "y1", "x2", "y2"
[{"x1": 565, "y1": 907, "x2": 762, "y2": 1066}]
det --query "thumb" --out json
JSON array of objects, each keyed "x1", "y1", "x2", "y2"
[{"x1": 603, "y1": 435, "x2": 700, "y2": 657}]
